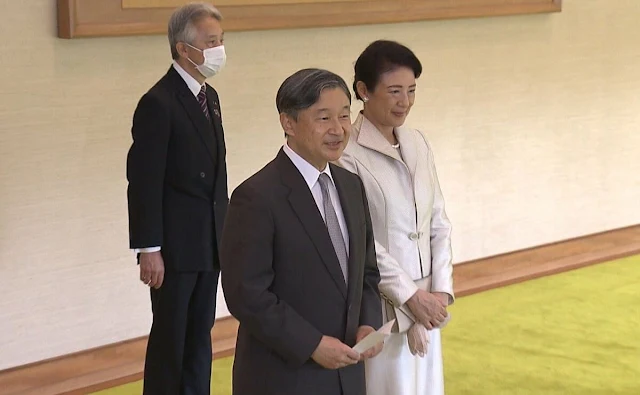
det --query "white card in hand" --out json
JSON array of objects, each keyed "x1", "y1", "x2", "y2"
[{"x1": 352, "y1": 319, "x2": 395, "y2": 354}]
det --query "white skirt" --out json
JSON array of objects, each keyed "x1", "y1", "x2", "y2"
[{"x1": 365, "y1": 328, "x2": 444, "y2": 395}]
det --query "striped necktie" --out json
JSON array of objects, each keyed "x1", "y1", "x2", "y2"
[{"x1": 197, "y1": 85, "x2": 210, "y2": 121}]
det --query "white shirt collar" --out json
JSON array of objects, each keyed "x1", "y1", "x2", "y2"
[
  {"x1": 282, "y1": 142, "x2": 334, "y2": 190},
  {"x1": 172, "y1": 61, "x2": 204, "y2": 97}
]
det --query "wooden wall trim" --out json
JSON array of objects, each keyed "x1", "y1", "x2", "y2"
[
  {"x1": 56, "y1": 0, "x2": 562, "y2": 39},
  {"x1": 1, "y1": 224, "x2": 638, "y2": 394},
  {"x1": 57, "y1": 0, "x2": 74, "y2": 39},
  {"x1": 453, "y1": 225, "x2": 640, "y2": 297}
]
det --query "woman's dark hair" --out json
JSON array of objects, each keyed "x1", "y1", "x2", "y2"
[{"x1": 353, "y1": 40, "x2": 422, "y2": 101}]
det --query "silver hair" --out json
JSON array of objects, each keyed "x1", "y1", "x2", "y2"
[
  {"x1": 168, "y1": 2, "x2": 223, "y2": 60},
  {"x1": 276, "y1": 68, "x2": 351, "y2": 120}
]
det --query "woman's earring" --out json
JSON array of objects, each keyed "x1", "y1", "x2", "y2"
[{"x1": 363, "y1": 97, "x2": 369, "y2": 102}]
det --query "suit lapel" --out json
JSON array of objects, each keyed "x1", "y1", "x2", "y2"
[
  {"x1": 277, "y1": 151, "x2": 348, "y2": 299},
  {"x1": 395, "y1": 126, "x2": 419, "y2": 183},
  {"x1": 167, "y1": 68, "x2": 216, "y2": 164},
  {"x1": 355, "y1": 112, "x2": 420, "y2": 190},
  {"x1": 206, "y1": 86, "x2": 225, "y2": 150},
  {"x1": 331, "y1": 164, "x2": 362, "y2": 303},
  {"x1": 355, "y1": 112, "x2": 403, "y2": 162},
  {"x1": 206, "y1": 86, "x2": 226, "y2": 171},
  {"x1": 405, "y1": 129, "x2": 432, "y2": 231}
]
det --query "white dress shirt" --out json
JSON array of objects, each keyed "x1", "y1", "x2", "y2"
[
  {"x1": 172, "y1": 61, "x2": 204, "y2": 97},
  {"x1": 134, "y1": 62, "x2": 205, "y2": 254},
  {"x1": 282, "y1": 143, "x2": 349, "y2": 254}
]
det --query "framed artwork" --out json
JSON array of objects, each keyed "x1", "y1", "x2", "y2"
[{"x1": 57, "y1": 0, "x2": 562, "y2": 39}]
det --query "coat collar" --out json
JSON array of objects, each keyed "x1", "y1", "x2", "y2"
[
  {"x1": 353, "y1": 112, "x2": 418, "y2": 178},
  {"x1": 275, "y1": 150, "x2": 349, "y2": 299},
  {"x1": 166, "y1": 67, "x2": 217, "y2": 164}
]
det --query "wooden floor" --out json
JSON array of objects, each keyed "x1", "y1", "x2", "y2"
[{"x1": 2, "y1": 225, "x2": 639, "y2": 395}]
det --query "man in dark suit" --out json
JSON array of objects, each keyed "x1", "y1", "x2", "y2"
[
  {"x1": 126, "y1": 3, "x2": 228, "y2": 395},
  {"x1": 220, "y1": 68, "x2": 384, "y2": 395}
]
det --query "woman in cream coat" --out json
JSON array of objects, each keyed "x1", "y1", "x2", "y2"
[{"x1": 336, "y1": 40, "x2": 454, "y2": 395}]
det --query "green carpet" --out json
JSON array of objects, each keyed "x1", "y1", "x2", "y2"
[
  {"x1": 442, "y1": 255, "x2": 639, "y2": 395},
  {"x1": 94, "y1": 359, "x2": 233, "y2": 395},
  {"x1": 96, "y1": 255, "x2": 640, "y2": 395}
]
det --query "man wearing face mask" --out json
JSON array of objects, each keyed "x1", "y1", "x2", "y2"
[{"x1": 126, "y1": 3, "x2": 229, "y2": 395}]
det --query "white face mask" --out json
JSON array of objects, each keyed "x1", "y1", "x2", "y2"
[{"x1": 187, "y1": 44, "x2": 226, "y2": 78}]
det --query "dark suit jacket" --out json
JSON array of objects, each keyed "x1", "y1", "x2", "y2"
[
  {"x1": 220, "y1": 149, "x2": 382, "y2": 395},
  {"x1": 127, "y1": 66, "x2": 228, "y2": 271}
]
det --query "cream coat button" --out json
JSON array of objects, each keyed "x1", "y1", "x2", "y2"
[{"x1": 408, "y1": 232, "x2": 419, "y2": 241}]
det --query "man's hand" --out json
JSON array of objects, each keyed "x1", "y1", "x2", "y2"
[
  {"x1": 406, "y1": 289, "x2": 447, "y2": 329},
  {"x1": 356, "y1": 325, "x2": 383, "y2": 360},
  {"x1": 139, "y1": 251, "x2": 165, "y2": 289},
  {"x1": 407, "y1": 323, "x2": 429, "y2": 357},
  {"x1": 311, "y1": 336, "x2": 360, "y2": 369}
]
